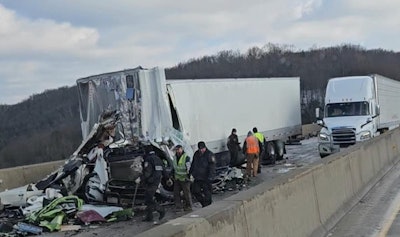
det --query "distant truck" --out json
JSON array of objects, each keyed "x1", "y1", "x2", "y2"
[
  {"x1": 316, "y1": 74, "x2": 400, "y2": 158},
  {"x1": 77, "y1": 67, "x2": 302, "y2": 165}
]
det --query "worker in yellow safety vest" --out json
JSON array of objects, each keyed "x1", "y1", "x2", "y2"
[
  {"x1": 172, "y1": 145, "x2": 193, "y2": 212},
  {"x1": 253, "y1": 127, "x2": 265, "y2": 173}
]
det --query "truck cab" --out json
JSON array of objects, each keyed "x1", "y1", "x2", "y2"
[{"x1": 316, "y1": 76, "x2": 379, "y2": 157}]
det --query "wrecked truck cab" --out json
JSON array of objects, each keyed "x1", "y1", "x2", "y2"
[{"x1": 75, "y1": 67, "x2": 183, "y2": 195}]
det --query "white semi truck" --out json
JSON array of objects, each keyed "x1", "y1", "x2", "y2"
[
  {"x1": 316, "y1": 74, "x2": 400, "y2": 158},
  {"x1": 77, "y1": 67, "x2": 302, "y2": 163}
]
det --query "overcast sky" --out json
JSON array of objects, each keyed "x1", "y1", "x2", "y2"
[{"x1": 0, "y1": 0, "x2": 399, "y2": 105}]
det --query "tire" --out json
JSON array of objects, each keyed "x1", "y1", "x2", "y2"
[
  {"x1": 263, "y1": 142, "x2": 276, "y2": 165},
  {"x1": 274, "y1": 140, "x2": 285, "y2": 161},
  {"x1": 161, "y1": 177, "x2": 174, "y2": 192}
]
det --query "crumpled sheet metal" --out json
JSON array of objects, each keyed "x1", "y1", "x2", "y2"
[
  {"x1": 77, "y1": 67, "x2": 173, "y2": 144},
  {"x1": 0, "y1": 184, "x2": 42, "y2": 207}
]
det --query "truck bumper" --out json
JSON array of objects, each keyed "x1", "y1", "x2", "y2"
[{"x1": 318, "y1": 143, "x2": 340, "y2": 158}]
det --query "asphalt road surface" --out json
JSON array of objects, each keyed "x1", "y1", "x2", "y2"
[
  {"x1": 325, "y1": 158, "x2": 400, "y2": 237},
  {"x1": 43, "y1": 137, "x2": 321, "y2": 237}
]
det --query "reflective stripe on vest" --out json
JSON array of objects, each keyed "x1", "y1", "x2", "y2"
[
  {"x1": 175, "y1": 153, "x2": 188, "y2": 181},
  {"x1": 254, "y1": 132, "x2": 265, "y2": 143},
  {"x1": 246, "y1": 136, "x2": 260, "y2": 154}
]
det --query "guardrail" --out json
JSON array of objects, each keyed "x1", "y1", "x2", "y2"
[{"x1": 0, "y1": 160, "x2": 64, "y2": 192}]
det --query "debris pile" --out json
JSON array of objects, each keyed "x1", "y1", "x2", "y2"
[
  {"x1": 0, "y1": 110, "x2": 245, "y2": 236},
  {"x1": 0, "y1": 111, "x2": 147, "y2": 236}
]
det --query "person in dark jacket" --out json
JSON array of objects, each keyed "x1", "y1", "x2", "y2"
[
  {"x1": 189, "y1": 141, "x2": 216, "y2": 207},
  {"x1": 227, "y1": 128, "x2": 241, "y2": 167},
  {"x1": 140, "y1": 145, "x2": 166, "y2": 222}
]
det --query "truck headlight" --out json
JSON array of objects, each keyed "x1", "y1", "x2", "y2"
[
  {"x1": 359, "y1": 131, "x2": 371, "y2": 140},
  {"x1": 319, "y1": 133, "x2": 330, "y2": 142}
]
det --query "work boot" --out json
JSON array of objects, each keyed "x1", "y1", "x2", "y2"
[{"x1": 142, "y1": 212, "x2": 153, "y2": 222}]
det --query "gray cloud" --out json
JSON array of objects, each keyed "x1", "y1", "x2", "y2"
[{"x1": 0, "y1": 0, "x2": 399, "y2": 104}]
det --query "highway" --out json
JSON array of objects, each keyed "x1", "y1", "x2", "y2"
[{"x1": 325, "y1": 157, "x2": 400, "y2": 237}]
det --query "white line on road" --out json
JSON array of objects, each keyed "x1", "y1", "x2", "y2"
[{"x1": 376, "y1": 187, "x2": 400, "y2": 237}]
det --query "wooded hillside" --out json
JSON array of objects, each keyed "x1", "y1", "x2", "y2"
[{"x1": 1, "y1": 44, "x2": 399, "y2": 168}]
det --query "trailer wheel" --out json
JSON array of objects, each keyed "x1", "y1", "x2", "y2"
[
  {"x1": 274, "y1": 140, "x2": 285, "y2": 161},
  {"x1": 264, "y1": 142, "x2": 276, "y2": 165}
]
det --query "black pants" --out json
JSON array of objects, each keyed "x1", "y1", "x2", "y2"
[
  {"x1": 229, "y1": 149, "x2": 239, "y2": 167},
  {"x1": 144, "y1": 184, "x2": 164, "y2": 218},
  {"x1": 192, "y1": 180, "x2": 212, "y2": 207}
]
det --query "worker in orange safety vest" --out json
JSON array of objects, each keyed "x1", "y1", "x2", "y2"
[{"x1": 242, "y1": 131, "x2": 260, "y2": 179}]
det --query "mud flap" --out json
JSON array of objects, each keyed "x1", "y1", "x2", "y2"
[{"x1": 318, "y1": 143, "x2": 340, "y2": 157}]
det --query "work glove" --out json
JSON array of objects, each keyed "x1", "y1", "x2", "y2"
[
  {"x1": 166, "y1": 178, "x2": 173, "y2": 187},
  {"x1": 189, "y1": 175, "x2": 194, "y2": 182},
  {"x1": 135, "y1": 177, "x2": 141, "y2": 184}
]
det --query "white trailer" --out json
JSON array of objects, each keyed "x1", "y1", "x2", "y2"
[
  {"x1": 316, "y1": 74, "x2": 400, "y2": 157},
  {"x1": 167, "y1": 78, "x2": 302, "y2": 158},
  {"x1": 375, "y1": 74, "x2": 400, "y2": 130}
]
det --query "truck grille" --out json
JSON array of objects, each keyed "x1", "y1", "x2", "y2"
[{"x1": 332, "y1": 128, "x2": 356, "y2": 147}]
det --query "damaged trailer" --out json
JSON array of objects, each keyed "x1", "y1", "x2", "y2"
[
  {"x1": 0, "y1": 66, "x2": 301, "y2": 209},
  {"x1": 74, "y1": 66, "x2": 301, "y2": 203},
  {"x1": 77, "y1": 66, "x2": 302, "y2": 166}
]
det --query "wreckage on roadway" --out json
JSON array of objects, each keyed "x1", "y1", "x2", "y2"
[{"x1": 0, "y1": 66, "x2": 302, "y2": 234}]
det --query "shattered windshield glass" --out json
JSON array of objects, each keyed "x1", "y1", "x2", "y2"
[{"x1": 325, "y1": 101, "x2": 369, "y2": 117}]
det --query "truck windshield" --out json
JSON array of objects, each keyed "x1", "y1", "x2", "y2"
[{"x1": 325, "y1": 102, "x2": 369, "y2": 117}]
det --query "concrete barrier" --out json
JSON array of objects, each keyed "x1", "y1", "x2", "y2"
[
  {"x1": 0, "y1": 160, "x2": 64, "y2": 192},
  {"x1": 138, "y1": 128, "x2": 400, "y2": 237}
]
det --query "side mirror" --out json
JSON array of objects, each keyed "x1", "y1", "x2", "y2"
[
  {"x1": 375, "y1": 105, "x2": 380, "y2": 116},
  {"x1": 315, "y1": 108, "x2": 323, "y2": 120}
]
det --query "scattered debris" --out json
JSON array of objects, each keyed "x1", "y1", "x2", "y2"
[
  {"x1": 0, "y1": 109, "x2": 246, "y2": 236},
  {"x1": 14, "y1": 222, "x2": 43, "y2": 235},
  {"x1": 76, "y1": 210, "x2": 106, "y2": 224},
  {"x1": 212, "y1": 166, "x2": 244, "y2": 193}
]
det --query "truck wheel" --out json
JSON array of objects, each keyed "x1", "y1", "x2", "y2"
[
  {"x1": 274, "y1": 140, "x2": 285, "y2": 161},
  {"x1": 161, "y1": 177, "x2": 174, "y2": 192},
  {"x1": 265, "y1": 142, "x2": 276, "y2": 165}
]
